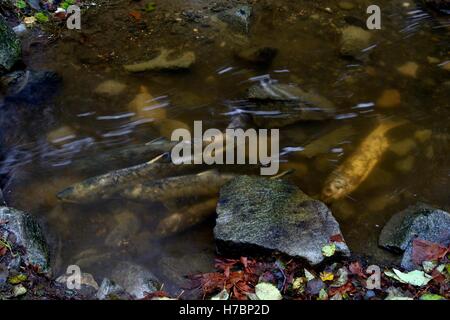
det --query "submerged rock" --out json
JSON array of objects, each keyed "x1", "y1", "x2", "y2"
[
  {"x1": 124, "y1": 49, "x2": 196, "y2": 72},
  {"x1": 214, "y1": 176, "x2": 350, "y2": 265},
  {"x1": 0, "y1": 207, "x2": 50, "y2": 273},
  {"x1": 246, "y1": 82, "x2": 335, "y2": 128},
  {"x1": 0, "y1": 16, "x2": 21, "y2": 73},
  {"x1": 235, "y1": 46, "x2": 278, "y2": 66},
  {"x1": 217, "y1": 5, "x2": 252, "y2": 33},
  {"x1": 339, "y1": 26, "x2": 372, "y2": 59},
  {"x1": 2, "y1": 70, "x2": 62, "y2": 105},
  {"x1": 56, "y1": 272, "x2": 99, "y2": 296},
  {"x1": 379, "y1": 203, "x2": 450, "y2": 270},
  {"x1": 94, "y1": 80, "x2": 126, "y2": 96},
  {"x1": 96, "y1": 278, "x2": 130, "y2": 300},
  {"x1": 111, "y1": 261, "x2": 159, "y2": 299}
]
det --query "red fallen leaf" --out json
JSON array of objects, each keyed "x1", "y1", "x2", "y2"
[
  {"x1": 328, "y1": 282, "x2": 355, "y2": 297},
  {"x1": 412, "y1": 239, "x2": 448, "y2": 265},
  {"x1": 431, "y1": 269, "x2": 447, "y2": 285},
  {"x1": 240, "y1": 257, "x2": 248, "y2": 268},
  {"x1": 142, "y1": 290, "x2": 171, "y2": 300},
  {"x1": 129, "y1": 11, "x2": 142, "y2": 21},
  {"x1": 224, "y1": 265, "x2": 230, "y2": 278},
  {"x1": 330, "y1": 234, "x2": 345, "y2": 243},
  {"x1": 349, "y1": 261, "x2": 367, "y2": 278},
  {"x1": 0, "y1": 245, "x2": 6, "y2": 256}
]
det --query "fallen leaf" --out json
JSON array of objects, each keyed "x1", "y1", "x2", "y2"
[
  {"x1": 292, "y1": 277, "x2": 305, "y2": 292},
  {"x1": 422, "y1": 260, "x2": 438, "y2": 273},
  {"x1": 412, "y1": 239, "x2": 448, "y2": 266},
  {"x1": 129, "y1": 11, "x2": 142, "y2": 21},
  {"x1": 211, "y1": 289, "x2": 229, "y2": 300},
  {"x1": 0, "y1": 245, "x2": 6, "y2": 256},
  {"x1": 320, "y1": 272, "x2": 334, "y2": 282},
  {"x1": 420, "y1": 293, "x2": 446, "y2": 300},
  {"x1": 328, "y1": 282, "x2": 355, "y2": 297},
  {"x1": 304, "y1": 269, "x2": 315, "y2": 281},
  {"x1": 255, "y1": 283, "x2": 282, "y2": 300},
  {"x1": 322, "y1": 243, "x2": 336, "y2": 257},
  {"x1": 384, "y1": 269, "x2": 433, "y2": 287},
  {"x1": 349, "y1": 261, "x2": 367, "y2": 278},
  {"x1": 8, "y1": 274, "x2": 28, "y2": 285},
  {"x1": 330, "y1": 234, "x2": 345, "y2": 243},
  {"x1": 318, "y1": 288, "x2": 328, "y2": 300}
]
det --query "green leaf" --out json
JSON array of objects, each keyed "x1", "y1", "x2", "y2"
[
  {"x1": 35, "y1": 12, "x2": 49, "y2": 23},
  {"x1": 13, "y1": 284, "x2": 27, "y2": 297},
  {"x1": 255, "y1": 283, "x2": 282, "y2": 300},
  {"x1": 15, "y1": 0, "x2": 27, "y2": 9},
  {"x1": 384, "y1": 269, "x2": 432, "y2": 287},
  {"x1": 8, "y1": 273, "x2": 28, "y2": 284},
  {"x1": 420, "y1": 294, "x2": 446, "y2": 301},
  {"x1": 304, "y1": 269, "x2": 315, "y2": 281},
  {"x1": 318, "y1": 288, "x2": 328, "y2": 300},
  {"x1": 211, "y1": 289, "x2": 229, "y2": 300},
  {"x1": 322, "y1": 243, "x2": 336, "y2": 257},
  {"x1": 144, "y1": 2, "x2": 156, "y2": 12},
  {"x1": 61, "y1": 0, "x2": 75, "y2": 10}
]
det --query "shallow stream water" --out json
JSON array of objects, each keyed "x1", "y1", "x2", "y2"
[{"x1": 1, "y1": 0, "x2": 449, "y2": 297}]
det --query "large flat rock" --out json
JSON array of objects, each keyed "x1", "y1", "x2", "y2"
[{"x1": 214, "y1": 176, "x2": 350, "y2": 265}]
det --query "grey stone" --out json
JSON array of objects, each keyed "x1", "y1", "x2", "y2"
[
  {"x1": 218, "y1": 5, "x2": 252, "y2": 33},
  {"x1": 306, "y1": 279, "x2": 325, "y2": 295},
  {"x1": 0, "y1": 206, "x2": 50, "y2": 273},
  {"x1": 379, "y1": 203, "x2": 450, "y2": 270},
  {"x1": 96, "y1": 278, "x2": 129, "y2": 300},
  {"x1": 0, "y1": 16, "x2": 21, "y2": 72},
  {"x1": 214, "y1": 176, "x2": 350, "y2": 265},
  {"x1": 111, "y1": 261, "x2": 159, "y2": 299}
]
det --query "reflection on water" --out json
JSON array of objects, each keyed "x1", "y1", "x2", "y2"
[{"x1": 0, "y1": 0, "x2": 449, "y2": 296}]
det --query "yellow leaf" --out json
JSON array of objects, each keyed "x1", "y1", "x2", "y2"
[{"x1": 320, "y1": 272, "x2": 334, "y2": 282}]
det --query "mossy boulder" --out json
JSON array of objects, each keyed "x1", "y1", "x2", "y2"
[
  {"x1": 0, "y1": 15, "x2": 21, "y2": 73},
  {"x1": 214, "y1": 176, "x2": 350, "y2": 265}
]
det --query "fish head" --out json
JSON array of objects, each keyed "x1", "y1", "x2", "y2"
[{"x1": 321, "y1": 175, "x2": 349, "y2": 203}]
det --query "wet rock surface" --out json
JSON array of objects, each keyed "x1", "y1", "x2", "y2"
[
  {"x1": 0, "y1": 15, "x2": 21, "y2": 73},
  {"x1": 217, "y1": 5, "x2": 252, "y2": 34},
  {"x1": 1, "y1": 70, "x2": 61, "y2": 105},
  {"x1": 379, "y1": 203, "x2": 450, "y2": 270},
  {"x1": 96, "y1": 278, "x2": 131, "y2": 300},
  {"x1": 110, "y1": 261, "x2": 160, "y2": 299},
  {"x1": 0, "y1": 206, "x2": 50, "y2": 273},
  {"x1": 214, "y1": 176, "x2": 350, "y2": 265}
]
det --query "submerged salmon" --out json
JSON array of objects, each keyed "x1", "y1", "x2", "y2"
[
  {"x1": 321, "y1": 119, "x2": 406, "y2": 202},
  {"x1": 154, "y1": 198, "x2": 218, "y2": 238},
  {"x1": 57, "y1": 155, "x2": 189, "y2": 203},
  {"x1": 128, "y1": 85, "x2": 167, "y2": 120},
  {"x1": 120, "y1": 170, "x2": 236, "y2": 203}
]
